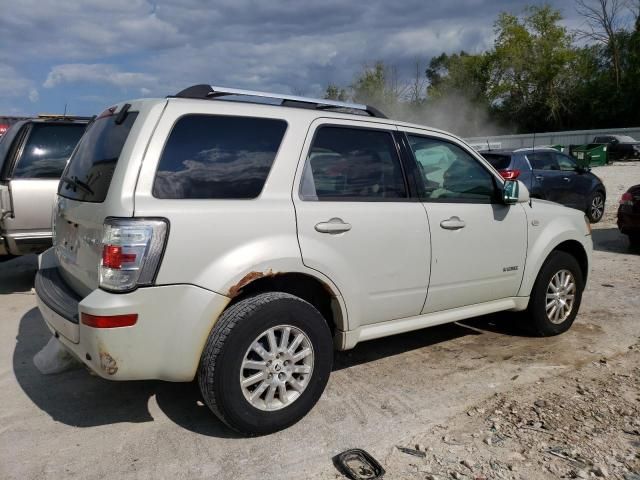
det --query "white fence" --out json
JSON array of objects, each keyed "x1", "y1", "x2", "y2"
[{"x1": 465, "y1": 126, "x2": 640, "y2": 151}]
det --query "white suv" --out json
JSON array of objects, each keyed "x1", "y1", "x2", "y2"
[{"x1": 35, "y1": 85, "x2": 592, "y2": 435}]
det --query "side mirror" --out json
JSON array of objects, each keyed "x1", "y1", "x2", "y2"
[{"x1": 503, "y1": 180, "x2": 530, "y2": 204}]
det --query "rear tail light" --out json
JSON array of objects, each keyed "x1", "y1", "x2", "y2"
[
  {"x1": 99, "y1": 218, "x2": 168, "y2": 292},
  {"x1": 620, "y1": 192, "x2": 633, "y2": 206},
  {"x1": 498, "y1": 169, "x2": 521, "y2": 180}
]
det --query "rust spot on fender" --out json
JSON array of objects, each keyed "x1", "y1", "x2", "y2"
[
  {"x1": 99, "y1": 351, "x2": 118, "y2": 375},
  {"x1": 228, "y1": 270, "x2": 276, "y2": 298}
]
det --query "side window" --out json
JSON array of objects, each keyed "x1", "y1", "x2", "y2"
[
  {"x1": 13, "y1": 124, "x2": 85, "y2": 179},
  {"x1": 407, "y1": 135, "x2": 496, "y2": 202},
  {"x1": 300, "y1": 126, "x2": 407, "y2": 201},
  {"x1": 527, "y1": 152, "x2": 559, "y2": 171},
  {"x1": 153, "y1": 115, "x2": 287, "y2": 199},
  {"x1": 555, "y1": 153, "x2": 576, "y2": 171}
]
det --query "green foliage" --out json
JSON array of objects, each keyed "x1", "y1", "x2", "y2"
[
  {"x1": 324, "y1": 3, "x2": 640, "y2": 134},
  {"x1": 324, "y1": 84, "x2": 349, "y2": 101}
]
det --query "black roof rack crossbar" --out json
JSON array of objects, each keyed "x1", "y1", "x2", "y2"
[{"x1": 172, "y1": 84, "x2": 387, "y2": 119}]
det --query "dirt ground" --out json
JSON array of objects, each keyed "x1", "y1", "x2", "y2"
[{"x1": 0, "y1": 163, "x2": 638, "y2": 480}]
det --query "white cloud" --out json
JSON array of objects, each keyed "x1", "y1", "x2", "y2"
[
  {"x1": 28, "y1": 88, "x2": 39, "y2": 103},
  {"x1": 44, "y1": 64, "x2": 156, "y2": 90},
  {"x1": 0, "y1": 65, "x2": 36, "y2": 98}
]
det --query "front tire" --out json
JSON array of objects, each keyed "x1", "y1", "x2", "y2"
[
  {"x1": 525, "y1": 251, "x2": 584, "y2": 336},
  {"x1": 586, "y1": 191, "x2": 605, "y2": 223},
  {"x1": 198, "y1": 292, "x2": 333, "y2": 435}
]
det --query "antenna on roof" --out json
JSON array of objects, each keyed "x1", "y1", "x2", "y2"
[
  {"x1": 486, "y1": 139, "x2": 491, "y2": 151},
  {"x1": 63, "y1": 103, "x2": 67, "y2": 119}
]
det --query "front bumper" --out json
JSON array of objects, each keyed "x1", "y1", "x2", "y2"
[{"x1": 35, "y1": 250, "x2": 230, "y2": 381}]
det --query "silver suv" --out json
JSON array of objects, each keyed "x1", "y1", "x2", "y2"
[
  {"x1": 35, "y1": 85, "x2": 592, "y2": 434},
  {"x1": 0, "y1": 116, "x2": 88, "y2": 256}
]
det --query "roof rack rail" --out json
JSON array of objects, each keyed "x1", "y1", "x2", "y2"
[
  {"x1": 37, "y1": 114, "x2": 93, "y2": 121},
  {"x1": 171, "y1": 84, "x2": 387, "y2": 119}
]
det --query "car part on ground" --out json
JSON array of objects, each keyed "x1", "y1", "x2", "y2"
[
  {"x1": 333, "y1": 448, "x2": 386, "y2": 480},
  {"x1": 34, "y1": 86, "x2": 592, "y2": 435}
]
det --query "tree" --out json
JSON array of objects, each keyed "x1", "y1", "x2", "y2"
[
  {"x1": 351, "y1": 61, "x2": 406, "y2": 114},
  {"x1": 323, "y1": 84, "x2": 349, "y2": 101},
  {"x1": 489, "y1": 5, "x2": 577, "y2": 131},
  {"x1": 575, "y1": 0, "x2": 627, "y2": 88}
]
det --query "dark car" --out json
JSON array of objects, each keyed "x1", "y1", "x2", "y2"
[
  {"x1": 482, "y1": 147, "x2": 606, "y2": 223},
  {"x1": 617, "y1": 184, "x2": 640, "y2": 246},
  {"x1": 591, "y1": 135, "x2": 640, "y2": 161}
]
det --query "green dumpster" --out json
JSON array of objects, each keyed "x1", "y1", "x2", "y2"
[{"x1": 571, "y1": 143, "x2": 609, "y2": 167}]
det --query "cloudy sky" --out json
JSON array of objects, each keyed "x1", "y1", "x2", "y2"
[{"x1": 0, "y1": 0, "x2": 583, "y2": 116}]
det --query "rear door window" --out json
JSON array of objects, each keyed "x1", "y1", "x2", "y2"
[
  {"x1": 299, "y1": 126, "x2": 407, "y2": 201},
  {"x1": 527, "y1": 152, "x2": 559, "y2": 170},
  {"x1": 59, "y1": 112, "x2": 138, "y2": 202},
  {"x1": 14, "y1": 124, "x2": 86, "y2": 179},
  {"x1": 153, "y1": 115, "x2": 287, "y2": 199}
]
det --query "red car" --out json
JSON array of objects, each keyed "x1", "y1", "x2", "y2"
[{"x1": 618, "y1": 185, "x2": 640, "y2": 246}]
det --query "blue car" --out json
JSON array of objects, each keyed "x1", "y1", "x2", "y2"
[{"x1": 482, "y1": 148, "x2": 606, "y2": 223}]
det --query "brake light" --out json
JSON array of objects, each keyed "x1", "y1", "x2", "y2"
[
  {"x1": 102, "y1": 245, "x2": 137, "y2": 269},
  {"x1": 498, "y1": 169, "x2": 521, "y2": 180},
  {"x1": 620, "y1": 192, "x2": 634, "y2": 206},
  {"x1": 81, "y1": 312, "x2": 138, "y2": 328},
  {"x1": 100, "y1": 218, "x2": 168, "y2": 292}
]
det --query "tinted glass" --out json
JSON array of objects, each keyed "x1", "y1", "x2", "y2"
[
  {"x1": 408, "y1": 135, "x2": 496, "y2": 202},
  {"x1": 527, "y1": 152, "x2": 559, "y2": 170},
  {"x1": 59, "y1": 113, "x2": 138, "y2": 202},
  {"x1": 555, "y1": 153, "x2": 576, "y2": 171},
  {"x1": 615, "y1": 135, "x2": 636, "y2": 143},
  {"x1": 300, "y1": 126, "x2": 407, "y2": 201},
  {"x1": 153, "y1": 115, "x2": 287, "y2": 199},
  {"x1": 482, "y1": 153, "x2": 512, "y2": 170},
  {"x1": 13, "y1": 124, "x2": 85, "y2": 179}
]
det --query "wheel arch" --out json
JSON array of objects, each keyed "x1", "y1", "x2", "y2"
[
  {"x1": 552, "y1": 240, "x2": 589, "y2": 284},
  {"x1": 225, "y1": 271, "x2": 347, "y2": 338},
  {"x1": 519, "y1": 229, "x2": 591, "y2": 298}
]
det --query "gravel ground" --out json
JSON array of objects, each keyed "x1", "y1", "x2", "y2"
[{"x1": 0, "y1": 162, "x2": 638, "y2": 480}]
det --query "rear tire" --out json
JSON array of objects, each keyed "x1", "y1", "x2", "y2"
[
  {"x1": 524, "y1": 251, "x2": 584, "y2": 336},
  {"x1": 198, "y1": 292, "x2": 333, "y2": 435},
  {"x1": 586, "y1": 191, "x2": 605, "y2": 223},
  {"x1": 628, "y1": 234, "x2": 640, "y2": 247}
]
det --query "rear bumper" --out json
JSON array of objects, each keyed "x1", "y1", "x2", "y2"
[{"x1": 35, "y1": 249, "x2": 230, "y2": 381}]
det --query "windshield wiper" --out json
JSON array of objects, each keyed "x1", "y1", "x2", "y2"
[{"x1": 61, "y1": 176, "x2": 94, "y2": 195}]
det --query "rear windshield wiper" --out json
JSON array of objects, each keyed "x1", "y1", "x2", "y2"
[{"x1": 61, "y1": 176, "x2": 94, "y2": 195}]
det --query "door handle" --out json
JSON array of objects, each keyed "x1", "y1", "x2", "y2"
[
  {"x1": 440, "y1": 216, "x2": 466, "y2": 230},
  {"x1": 315, "y1": 218, "x2": 352, "y2": 234},
  {"x1": 563, "y1": 177, "x2": 570, "y2": 182},
  {"x1": 535, "y1": 175, "x2": 544, "y2": 181}
]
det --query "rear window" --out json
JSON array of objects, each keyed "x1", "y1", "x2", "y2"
[
  {"x1": 153, "y1": 115, "x2": 287, "y2": 199},
  {"x1": 58, "y1": 112, "x2": 138, "y2": 202},
  {"x1": 14, "y1": 123, "x2": 86, "y2": 179},
  {"x1": 482, "y1": 153, "x2": 512, "y2": 170}
]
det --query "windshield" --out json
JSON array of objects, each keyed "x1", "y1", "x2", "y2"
[
  {"x1": 615, "y1": 135, "x2": 637, "y2": 143},
  {"x1": 58, "y1": 112, "x2": 137, "y2": 202}
]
